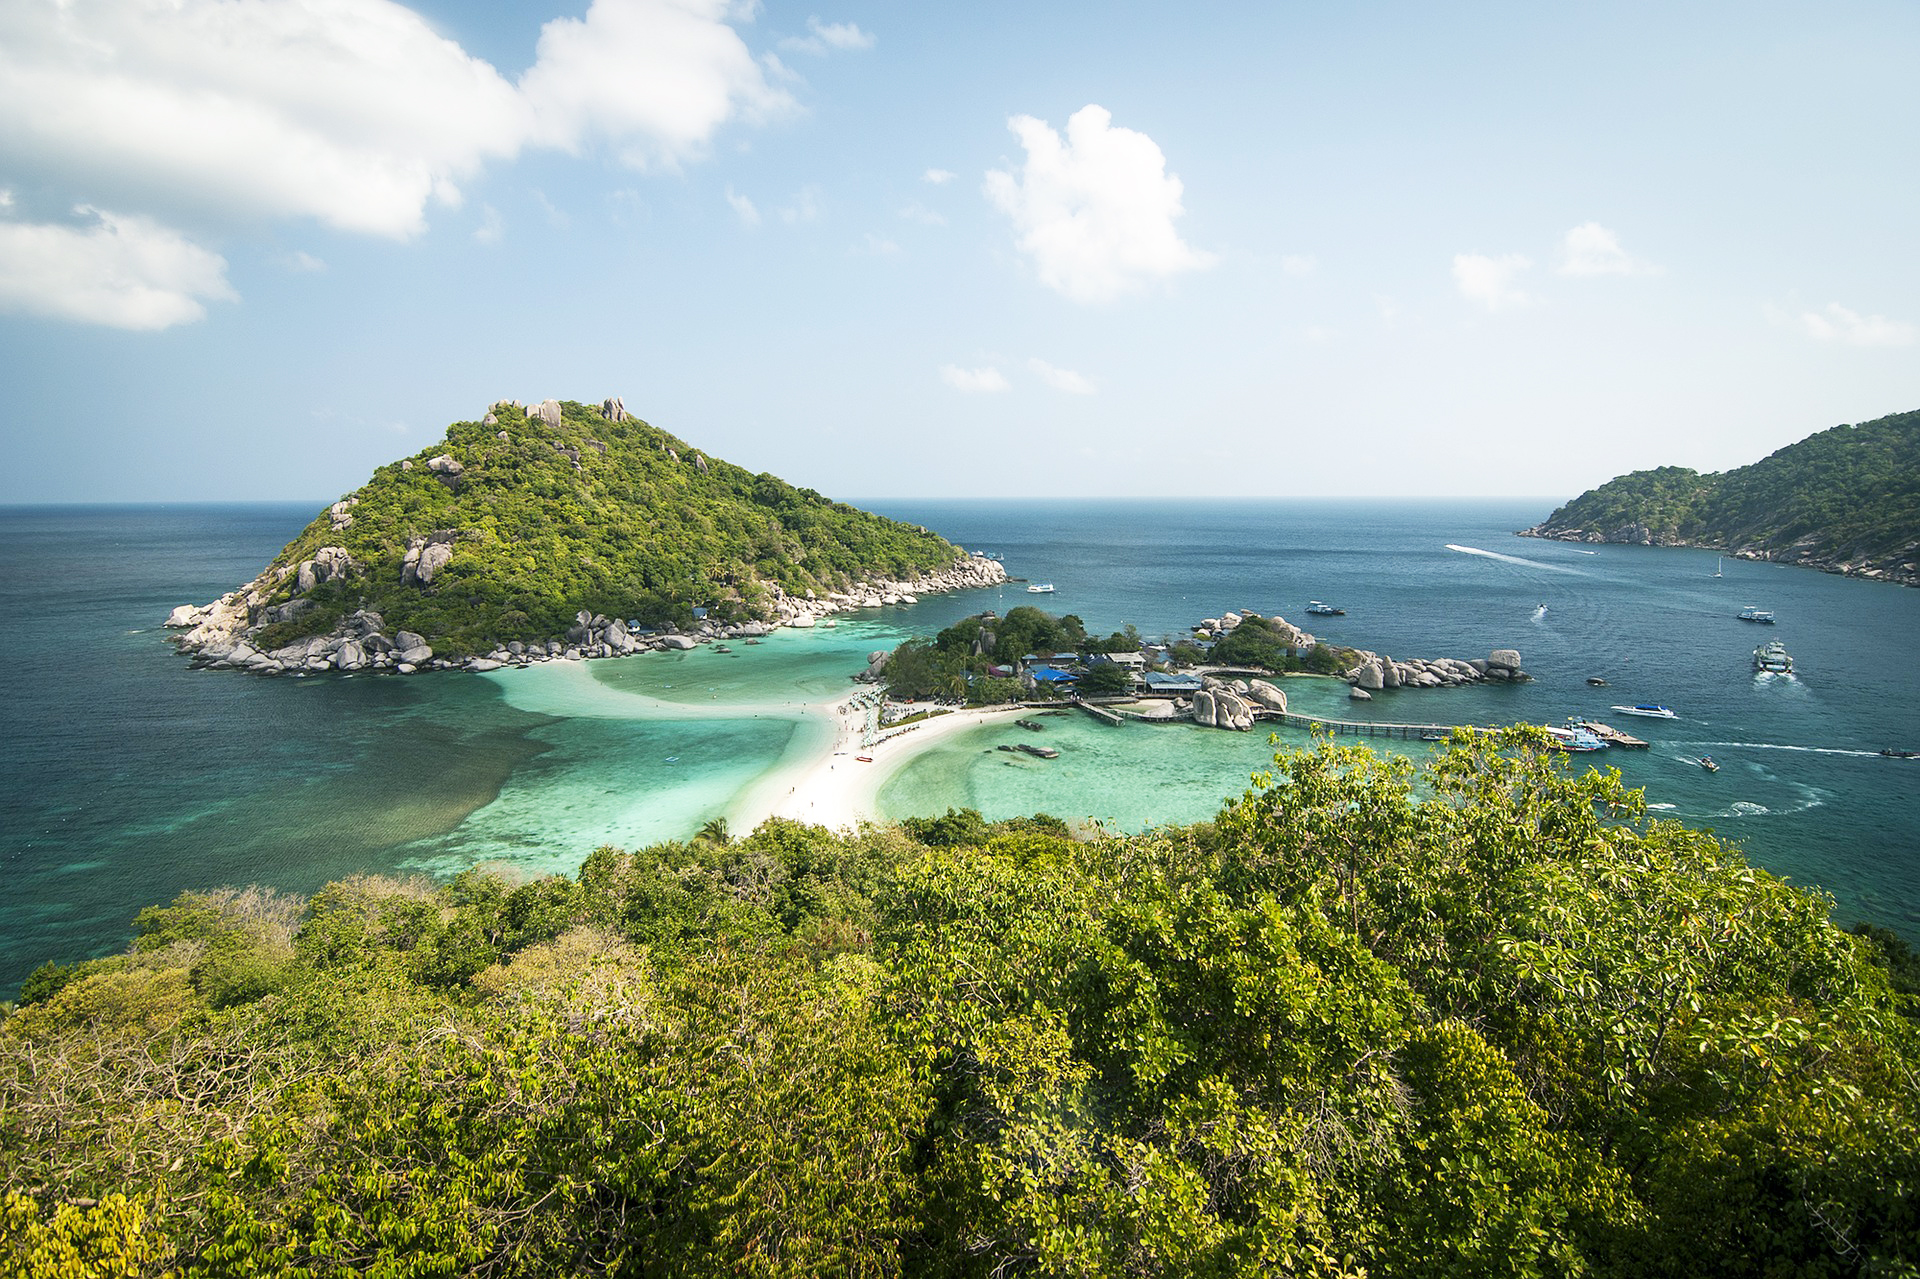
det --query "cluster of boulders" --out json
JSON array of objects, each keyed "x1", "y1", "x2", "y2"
[
  {"x1": 461, "y1": 611, "x2": 778, "y2": 672},
  {"x1": 1190, "y1": 676, "x2": 1289, "y2": 731},
  {"x1": 1344, "y1": 648, "x2": 1528, "y2": 700},
  {"x1": 1195, "y1": 610, "x2": 1315, "y2": 648},
  {"x1": 171, "y1": 609, "x2": 438, "y2": 676},
  {"x1": 764, "y1": 554, "x2": 1007, "y2": 628}
]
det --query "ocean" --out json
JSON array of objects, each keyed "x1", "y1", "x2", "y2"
[{"x1": 3, "y1": 498, "x2": 1916, "y2": 994}]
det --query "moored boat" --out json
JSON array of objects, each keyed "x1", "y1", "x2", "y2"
[
  {"x1": 1543, "y1": 724, "x2": 1607, "y2": 752},
  {"x1": 1610, "y1": 704, "x2": 1678, "y2": 719},
  {"x1": 1306, "y1": 601, "x2": 1346, "y2": 616}
]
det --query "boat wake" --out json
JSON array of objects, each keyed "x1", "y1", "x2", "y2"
[
  {"x1": 1444, "y1": 544, "x2": 1588, "y2": 576},
  {"x1": 1688, "y1": 740, "x2": 1882, "y2": 759}
]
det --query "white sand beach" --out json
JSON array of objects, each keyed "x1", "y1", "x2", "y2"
[{"x1": 729, "y1": 695, "x2": 1028, "y2": 832}]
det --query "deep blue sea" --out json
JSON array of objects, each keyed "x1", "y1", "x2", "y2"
[{"x1": 3, "y1": 499, "x2": 1917, "y2": 994}]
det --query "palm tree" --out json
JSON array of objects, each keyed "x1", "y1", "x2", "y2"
[{"x1": 696, "y1": 817, "x2": 731, "y2": 846}]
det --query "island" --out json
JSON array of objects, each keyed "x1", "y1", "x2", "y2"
[
  {"x1": 164, "y1": 397, "x2": 1005, "y2": 673},
  {"x1": 1519, "y1": 407, "x2": 1920, "y2": 585}
]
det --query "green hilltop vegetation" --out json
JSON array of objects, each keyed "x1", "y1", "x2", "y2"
[
  {"x1": 6, "y1": 733, "x2": 1918, "y2": 1276},
  {"x1": 244, "y1": 398, "x2": 964, "y2": 655},
  {"x1": 1523, "y1": 408, "x2": 1920, "y2": 583}
]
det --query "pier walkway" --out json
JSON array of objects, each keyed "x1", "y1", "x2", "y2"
[{"x1": 1270, "y1": 711, "x2": 1473, "y2": 740}]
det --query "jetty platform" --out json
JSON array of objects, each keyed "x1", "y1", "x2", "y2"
[{"x1": 1272, "y1": 711, "x2": 1468, "y2": 741}]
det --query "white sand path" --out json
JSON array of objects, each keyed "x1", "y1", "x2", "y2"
[{"x1": 729, "y1": 697, "x2": 1029, "y2": 832}]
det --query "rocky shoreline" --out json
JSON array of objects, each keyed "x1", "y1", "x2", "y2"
[
  {"x1": 1517, "y1": 524, "x2": 1919, "y2": 588},
  {"x1": 164, "y1": 554, "x2": 1008, "y2": 677}
]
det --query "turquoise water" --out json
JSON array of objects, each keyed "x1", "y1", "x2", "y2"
[{"x1": 3, "y1": 499, "x2": 1917, "y2": 992}]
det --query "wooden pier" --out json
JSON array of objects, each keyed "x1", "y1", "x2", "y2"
[
  {"x1": 1071, "y1": 698, "x2": 1127, "y2": 727},
  {"x1": 1271, "y1": 711, "x2": 1470, "y2": 740}
]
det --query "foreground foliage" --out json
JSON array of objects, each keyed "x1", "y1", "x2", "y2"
[{"x1": 4, "y1": 733, "x2": 1916, "y2": 1276}]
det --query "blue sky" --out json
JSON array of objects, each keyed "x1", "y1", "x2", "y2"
[{"x1": 1, "y1": 0, "x2": 1915, "y2": 503}]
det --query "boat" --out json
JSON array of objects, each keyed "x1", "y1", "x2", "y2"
[
  {"x1": 1881, "y1": 749, "x2": 1918, "y2": 759},
  {"x1": 1305, "y1": 601, "x2": 1345, "y2": 616},
  {"x1": 1753, "y1": 640, "x2": 1793, "y2": 673},
  {"x1": 1586, "y1": 676, "x2": 1608, "y2": 687},
  {"x1": 1699, "y1": 755, "x2": 1719, "y2": 772},
  {"x1": 1714, "y1": 556, "x2": 1724, "y2": 578},
  {"x1": 1737, "y1": 606, "x2": 1775, "y2": 624},
  {"x1": 855, "y1": 755, "x2": 873, "y2": 763},
  {"x1": 1571, "y1": 719, "x2": 1649, "y2": 749},
  {"x1": 1542, "y1": 724, "x2": 1607, "y2": 752},
  {"x1": 1027, "y1": 583, "x2": 1055, "y2": 594},
  {"x1": 1419, "y1": 730, "x2": 1449, "y2": 742},
  {"x1": 1610, "y1": 704, "x2": 1678, "y2": 719}
]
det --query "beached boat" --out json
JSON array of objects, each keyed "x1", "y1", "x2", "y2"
[
  {"x1": 1305, "y1": 601, "x2": 1345, "y2": 616},
  {"x1": 1753, "y1": 640, "x2": 1793, "y2": 673},
  {"x1": 1610, "y1": 704, "x2": 1678, "y2": 719},
  {"x1": 1738, "y1": 606, "x2": 1775, "y2": 624},
  {"x1": 1027, "y1": 583, "x2": 1055, "y2": 594}
]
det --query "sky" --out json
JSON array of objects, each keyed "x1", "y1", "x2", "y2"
[{"x1": 1, "y1": 0, "x2": 1915, "y2": 504}]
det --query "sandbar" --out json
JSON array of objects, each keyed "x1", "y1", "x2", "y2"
[{"x1": 728, "y1": 695, "x2": 1028, "y2": 832}]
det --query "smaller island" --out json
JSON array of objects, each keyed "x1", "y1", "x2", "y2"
[{"x1": 1520, "y1": 407, "x2": 1919, "y2": 586}]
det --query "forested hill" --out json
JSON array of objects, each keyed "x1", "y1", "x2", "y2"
[
  {"x1": 1521, "y1": 408, "x2": 1920, "y2": 585},
  {"x1": 169, "y1": 398, "x2": 977, "y2": 658}
]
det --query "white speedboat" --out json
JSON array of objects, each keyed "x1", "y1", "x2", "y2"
[
  {"x1": 1027, "y1": 583, "x2": 1055, "y2": 593},
  {"x1": 1610, "y1": 704, "x2": 1678, "y2": 719}
]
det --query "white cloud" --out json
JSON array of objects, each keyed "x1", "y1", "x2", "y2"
[
  {"x1": 922, "y1": 168, "x2": 956, "y2": 185},
  {"x1": 474, "y1": 204, "x2": 505, "y2": 244},
  {"x1": 779, "y1": 185, "x2": 821, "y2": 224},
  {"x1": 779, "y1": 16, "x2": 875, "y2": 55},
  {"x1": 0, "y1": 0, "x2": 798, "y2": 327},
  {"x1": 1280, "y1": 254, "x2": 1317, "y2": 277},
  {"x1": 0, "y1": 189, "x2": 12, "y2": 209},
  {"x1": 281, "y1": 249, "x2": 327, "y2": 273},
  {"x1": 1558, "y1": 222, "x2": 1655, "y2": 276},
  {"x1": 985, "y1": 104, "x2": 1214, "y2": 303},
  {"x1": 860, "y1": 233, "x2": 900, "y2": 256},
  {"x1": 1028, "y1": 358, "x2": 1094, "y2": 394},
  {"x1": 0, "y1": 206, "x2": 235, "y2": 330},
  {"x1": 0, "y1": 0, "x2": 786, "y2": 240},
  {"x1": 532, "y1": 189, "x2": 571, "y2": 230},
  {"x1": 1799, "y1": 303, "x2": 1917, "y2": 347},
  {"x1": 519, "y1": 0, "x2": 793, "y2": 170},
  {"x1": 899, "y1": 202, "x2": 946, "y2": 226},
  {"x1": 1452, "y1": 252, "x2": 1533, "y2": 310},
  {"x1": 941, "y1": 364, "x2": 1010, "y2": 393},
  {"x1": 726, "y1": 187, "x2": 761, "y2": 226}
]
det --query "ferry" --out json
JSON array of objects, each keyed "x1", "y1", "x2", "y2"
[
  {"x1": 1737, "y1": 606, "x2": 1776, "y2": 624},
  {"x1": 1753, "y1": 641, "x2": 1793, "y2": 673},
  {"x1": 1027, "y1": 583, "x2": 1055, "y2": 594},
  {"x1": 1610, "y1": 704, "x2": 1679, "y2": 720},
  {"x1": 1305, "y1": 601, "x2": 1346, "y2": 616}
]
